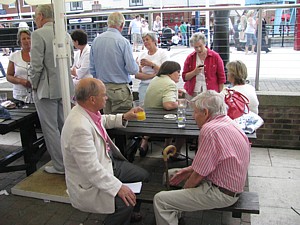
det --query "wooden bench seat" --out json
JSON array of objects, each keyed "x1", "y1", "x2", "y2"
[{"x1": 137, "y1": 183, "x2": 259, "y2": 218}]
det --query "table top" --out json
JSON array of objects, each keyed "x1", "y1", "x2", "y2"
[
  {"x1": 108, "y1": 108, "x2": 200, "y2": 139},
  {"x1": 0, "y1": 105, "x2": 38, "y2": 135},
  {"x1": 108, "y1": 108, "x2": 257, "y2": 139}
]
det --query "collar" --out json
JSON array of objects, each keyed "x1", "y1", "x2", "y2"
[
  {"x1": 84, "y1": 108, "x2": 101, "y2": 124},
  {"x1": 107, "y1": 27, "x2": 121, "y2": 34}
]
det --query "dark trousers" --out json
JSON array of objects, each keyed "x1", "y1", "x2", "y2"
[
  {"x1": 104, "y1": 157, "x2": 150, "y2": 225},
  {"x1": 0, "y1": 61, "x2": 6, "y2": 77}
]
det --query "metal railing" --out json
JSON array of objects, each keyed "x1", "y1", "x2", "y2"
[{"x1": 0, "y1": 4, "x2": 300, "y2": 85}]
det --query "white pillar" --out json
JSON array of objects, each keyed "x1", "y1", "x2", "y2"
[{"x1": 52, "y1": 0, "x2": 71, "y2": 120}]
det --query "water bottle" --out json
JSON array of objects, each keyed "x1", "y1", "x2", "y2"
[{"x1": 177, "y1": 108, "x2": 186, "y2": 128}]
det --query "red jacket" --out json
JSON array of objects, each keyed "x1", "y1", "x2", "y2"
[{"x1": 182, "y1": 48, "x2": 226, "y2": 96}]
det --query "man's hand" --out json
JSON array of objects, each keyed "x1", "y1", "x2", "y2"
[
  {"x1": 117, "y1": 185, "x2": 136, "y2": 207},
  {"x1": 70, "y1": 67, "x2": 77, "y2": 76},
  {"x1": 183, "y1": 171, "x2": 204, "y2": 189},
  {"x1": 169, "y1": 167, "x2": 193, "y2": 186},
  {"x1": 123, "y1": 107, "x2": 144, "y2": 121}
]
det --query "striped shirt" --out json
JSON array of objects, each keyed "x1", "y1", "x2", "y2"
[{"x1": 192, "y1": 115, "x2": 250, "y2": 193}]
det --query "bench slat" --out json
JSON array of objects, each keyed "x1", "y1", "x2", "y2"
[{"x1": 137, "y1": 183, "x2": 260, "y2": 217}]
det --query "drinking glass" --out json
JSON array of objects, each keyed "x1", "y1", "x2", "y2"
[
  {"x1": 133, "y1": 100, "x2": 146, "y2": 121},
  {"x1": 20, "y1": 95, "x2": 29, "y2": 108},
  {"x1": 0, "y1": 93, "x2": 7, "y2": 104}
]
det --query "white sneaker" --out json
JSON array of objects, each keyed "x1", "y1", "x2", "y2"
[{"x1": 44, "y1": 166, "x2": 65, "y2": 175}]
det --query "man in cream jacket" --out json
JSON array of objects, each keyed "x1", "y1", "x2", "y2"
[{"x1": 61, "y1": 78, "x2": 149, "y2": 225}]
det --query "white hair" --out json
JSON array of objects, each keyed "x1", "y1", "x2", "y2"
[{"x1": 191, "y1": 90, "x2": 227, "y2": 117}]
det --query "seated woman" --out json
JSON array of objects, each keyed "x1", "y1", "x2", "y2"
[
  {"x1": 136, "y1": 31, "x2": 169, "y2": 102},
  {"x1": 70, "y1": 29, "x2": 92, "y2": 86},
  {"x1": 225, "y1": 60, "x2": 259, "y2": 114},
  {"x1": 6, "y1": 30, "x2": 33, "y2": 105},
  {"x1": 143, "y1": 61, "x2": 185, "y2": 161}
]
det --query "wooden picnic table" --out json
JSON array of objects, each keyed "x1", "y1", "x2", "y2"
[{"x1": 0, "y1": 104, "x2": 46, "y2": 176}]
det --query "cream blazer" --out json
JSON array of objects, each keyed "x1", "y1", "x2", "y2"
[{"x1": 61, "y1": 105, "x2": 127, "y2": 214}]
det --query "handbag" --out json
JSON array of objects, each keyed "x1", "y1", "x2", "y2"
[
  {"x1": 224, "y1": 89, "x2": 249, "y2": 120},
  {"x1": 239, "y1": 31, "x2": 245, "y2": 41}
]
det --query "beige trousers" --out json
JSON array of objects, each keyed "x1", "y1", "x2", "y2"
[
  {"x1": 104, "y1": 83, "x2": 133, "y2": 114},
  {"x1": 153, "y1": 179, "x2": 239, "y2": 225}
]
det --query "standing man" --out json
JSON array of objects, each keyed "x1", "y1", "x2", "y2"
[
  {"x1": 90, "y1": 12, "x2": 139, "y2": 114},
  {"x1": 30, "y1": 4, "x2": 74, "y2": 174},
  {"x1": 128, "y1": 15, "x2": 142, "y2": 52},
  {"x1": 179, "y1": 21, "x2": 187, "y2": 46},
  {"x1": 61, "y1": 78, "x2": 149, "y2": 225},
  {"x1": 153, "y1": 90, "x2": 251, "y2": 225}
]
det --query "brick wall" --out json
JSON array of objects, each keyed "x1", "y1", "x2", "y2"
[{"x1": 251, "y1": 92, "x2": 300, "y2": 149}]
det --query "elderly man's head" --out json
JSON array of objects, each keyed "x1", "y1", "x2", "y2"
[
  {"x1": 75, "y1": 78, "x2": 107, "y2": 112},
  {"x1": 34, "y1": 4, "x2": 53, "y2": 28},
  {"x1": 107, "y1": 12, "x2": 125, "y2": 31},
  {"x1": 191, "y1": 90, "x2": 227, "y2": 128}
]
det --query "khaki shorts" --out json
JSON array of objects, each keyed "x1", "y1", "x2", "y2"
[{"x1": 132, "y1": 33, "x2": 142, "y2": 44}]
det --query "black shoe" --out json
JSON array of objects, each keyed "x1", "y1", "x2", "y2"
[
  {"x1": 139, "y1": 146, "x2": 148, "y2": 158},
  {"x1": 266, "y1": 49, "x2": 271, "y2": 53},
  {"x1": 170, "y1": 154, "x2": 186, "y2": 161}
]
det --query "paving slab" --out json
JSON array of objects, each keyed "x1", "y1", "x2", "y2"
[
  {"x1": 249, "y1": 176, "x2": 300, "y2": 208},
  {"x1": 249, "y1": 165, "x2": 300, "y2": 180},
  {"x1": 251, "y1": 206, "x2": 300, "y2": 225},
  {"x1": 269, "y1": 148, "x2": 300, "y2": 169},
  {"x1": 250, "y1": 147, "x2": 272, "y2": 167}
]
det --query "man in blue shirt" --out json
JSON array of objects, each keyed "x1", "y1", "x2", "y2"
[{"x1": 90, "y1": 12, "x2": 139, "y2": 114}]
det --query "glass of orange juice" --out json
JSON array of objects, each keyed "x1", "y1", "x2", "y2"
[{"x1": 134, "y1": 100, "x2": 146, "y2": 121}]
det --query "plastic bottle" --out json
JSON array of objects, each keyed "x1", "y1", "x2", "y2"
[{"x1": 177, "y1": 108, "x2": 186, "y2": 128}]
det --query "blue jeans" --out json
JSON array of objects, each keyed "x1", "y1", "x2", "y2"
[
  {"x1": 181, "y1": 33, "x2": 187, "y2": 46},
  {"x1": 246, "y1": 33, "x2": 257, "y2": 47}
]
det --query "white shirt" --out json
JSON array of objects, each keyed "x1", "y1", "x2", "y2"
[
  {"x1": 171, "y1": 35, "x2": 181, "y2": 44},
  {"x1": 230, "y1": 84, "x2": 259, "y2": 114},
  {"x1": 72, "y1": 45, "x2": 92, "y2": 85},
  {"x1": 137, "y1": 48, "x2": 169, "y2": 85},
  {"x1": 8, "y1": 50, "x2": 32, "y2": 102},
  {"x1": 129, "y1": 19, "x2": 142, "y2": 34},
  {"x1": 194, "y1": 55, "x2": 206, "y2": 93},
  {"x1": 153, "y1": 21, "x2": 162, "y2": 32}
]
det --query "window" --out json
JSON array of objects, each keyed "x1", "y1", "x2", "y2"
[
  {"x1": 8, "y1": 3, "x2": 15, "y2": 8},
  {"x1": 129, "y1": 0, "x2": 143, "y2": 7},
  {"x1": 70, "y1": 1, "x2": 83, "y2": 11},
  {"x1": 23, "y1": 1, "x2": 29, "y2": 7}
]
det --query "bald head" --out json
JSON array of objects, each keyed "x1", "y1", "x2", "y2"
[{"x1": 75, "y1": 78, "x2": 105, "y2": 103}]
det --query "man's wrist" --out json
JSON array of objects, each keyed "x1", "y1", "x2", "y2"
[{"x1": 122, "y1": 114, "x2": 128, "y2": 121}]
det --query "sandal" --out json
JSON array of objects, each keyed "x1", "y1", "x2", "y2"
[{"x1": 130, "y1": 212, "x2": 142, "y2": 223}]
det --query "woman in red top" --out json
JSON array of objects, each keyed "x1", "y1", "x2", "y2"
[{"x1": 182, "y1": 32, "x2": 226, "y2": 99}]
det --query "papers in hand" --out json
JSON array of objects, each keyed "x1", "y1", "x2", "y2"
[{"x1": 123, "y1": 181, "x2": 142, "y2": 194}]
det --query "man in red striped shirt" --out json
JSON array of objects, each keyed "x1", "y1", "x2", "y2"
[{"x1": 153, "y1": 90, "x2": 251, "y2": 225}]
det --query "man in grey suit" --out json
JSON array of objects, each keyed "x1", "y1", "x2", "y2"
[{"x1": 30, "y1": 4, "x2": 74, "y2": 174}]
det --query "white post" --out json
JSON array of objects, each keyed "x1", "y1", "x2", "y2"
[
  {"x1": 160, "y1": 0, "x2": 163, "y2": 26},
  {"x1": 205, "y1": 0, "x2": 210, "y2": 48},
  {"x1": 52, "y1": 0, "x2": 71, "y2": 120}
]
